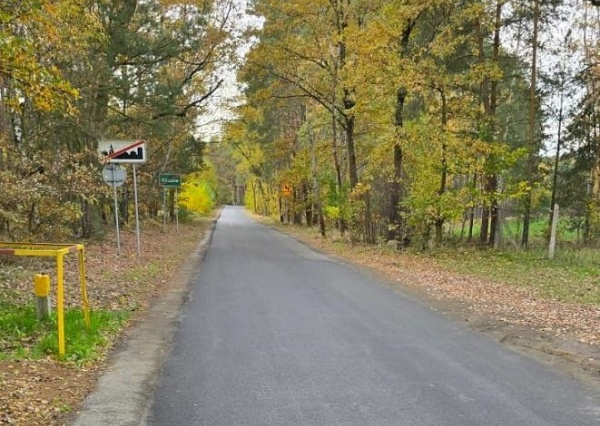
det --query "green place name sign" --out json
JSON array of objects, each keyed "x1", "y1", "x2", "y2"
[{"x1": 159, "y1": 173, "x2": 181, "y2": 187}]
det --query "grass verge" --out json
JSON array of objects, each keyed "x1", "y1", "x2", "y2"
[
  {"x1": 0, "y1": 303, "x2": 129, "y2": 362},
  {"x1": 428, "y1": 247, "x2": 600, "y2": 305}
]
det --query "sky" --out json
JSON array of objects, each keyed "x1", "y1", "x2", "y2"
[{"x1": 196, "y1": 0, "x2": 263, "y2": 140}]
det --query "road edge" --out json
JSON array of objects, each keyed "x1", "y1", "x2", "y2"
[{"x1": 70, "y1": 213, "x2": 219, "y2": 426}]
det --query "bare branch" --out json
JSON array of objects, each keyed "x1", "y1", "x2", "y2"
[{"x1": 152, "y1": 79, "x2": 224, "y2": 119}]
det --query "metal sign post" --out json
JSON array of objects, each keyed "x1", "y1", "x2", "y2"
[
  {"x1": 175, "y1": 187, "x2": 179, "y2": 235},
  {"x1": 163, "y1": 187, "x2": 167, "y2": 233},
  {"x1": 133, "y1": 164, "x2": 141, "y2": 257},
  {"x1": 102, "y1": 164, "x2": 126, "y2": 255},
  {"x1": 112, "y1": 178, "x2": 121, "y2": 255},
  {"x1": 159, "y1": 173, "x2": 182, "y2": 234},
  {"x1": 98, "y1": 139, "x2": 147, "y2": 255}
]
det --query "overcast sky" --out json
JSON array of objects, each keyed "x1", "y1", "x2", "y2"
[{"x1": 197, "y1": 0, "x2": 263, "y2": 140}]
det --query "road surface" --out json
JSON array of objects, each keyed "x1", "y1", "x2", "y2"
[{"x1": 147, "y1": 206, "x2": 600, "y2": 425}]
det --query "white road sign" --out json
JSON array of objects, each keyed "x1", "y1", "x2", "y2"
[
  {"x1": 102, "y1": 164, "x2": 126, "y2": 188},
  {"x1": 98, "y1": 139, "x2": 147, "y2": 164}
]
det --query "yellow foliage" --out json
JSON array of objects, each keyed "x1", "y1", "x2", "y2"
[
  {"x1": 178, "y1": 167, "x2": 217, "y2": 215},
  {"x1": 0, "y1": 0, "x2": 97, "y2": 113}
]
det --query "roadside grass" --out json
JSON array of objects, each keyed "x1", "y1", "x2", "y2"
[
  {"x1": 0, "y1": 302, "x2": 129, "y2": 362},
  {"x1": 451, "y1": 217, "x2": 582, "y2": 246},
  {"x1": 121, "y1": 260, "x2": 161, "y2": 284},
  {"x1": 0, "y1": 217, "x2": 216, "y2": 426},
  {"x1": 0, "y1": 218, "x2": 214, "y2": 367},
  {"x1": 427, "y1": 247, "x2": 600, "y2": 305}
]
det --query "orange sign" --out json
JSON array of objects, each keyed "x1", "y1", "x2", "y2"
[{"x1": 281, "y1": 183, "x2": 292, "y2": 197}]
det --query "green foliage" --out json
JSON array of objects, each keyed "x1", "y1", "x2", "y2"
[{"x1": 323, "y1": 205, "x2": 340, "y2": 220}]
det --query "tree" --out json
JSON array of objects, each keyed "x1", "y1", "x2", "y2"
[{"x1": 0, "y1": 0, "x2": 237, "y2": 240}]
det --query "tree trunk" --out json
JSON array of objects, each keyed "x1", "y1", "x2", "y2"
[
  {"x1": 332, "y1": 112, "x2": 346, "y2": 235},
  {"x1": 549, "y1": 73, "x2": 565, "y2": 234},
  {"x1": 435, "y1": 88, "x2": 448, "y2": 246},
  {"x1": 522, "y1": 0, "x2": 540, "y2": 248},
  {"x1": 304, "y1": 181, "x2": 313, "y2": 226},
  {"x1": 389, "y1": 20, "x2": 417, "y2": 242},
  {"x1": 308, "y1": 114, "x2": 326, "y2": 238},
  {"x1": 120, "y1": 186, "x2": 130, "y2": 225},
  {"x1": 468, "y1": 174, "x2": 477, "y2": 243},
  {"x1": 480, "y1": 205, "x2": 490, "y2": 244},
  {"x1": 345, "y1": 110, "x2": 358, "y2": 189},
  {"x1": 475, "y1": 2, "x2": 502, "y2": 247},
  {"x1": 167, "y1": 188, "x2": 174, "y2": 222},
  {"x1": 489, "y1": 175, "x2": 499, "y2": 247},
  {"x1": 94, "y1": 0, "x2": 138, "y2": 128},
  {"x1": 252, "y1": 182, "x2": 258, "y2": 214},
  {"x1": 81, "y1": 200, "x2": 92, "y2": 238},
  {"x1": 364, "y1": 190, "x2": 374, "y2": 244},
  {"x1": 334, "y1": 4, "x2": 356, "y2": 190},
  {"x1": 257, "y1": 181, "x2": 269, "y2": 215},
  {"x1": 390, "y1": 87, "x2": 407, "y2": 242}
]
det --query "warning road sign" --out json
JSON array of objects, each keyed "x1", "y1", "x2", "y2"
[{"x1": 281, "y1": 183, "x2": 292, "y2": 197}]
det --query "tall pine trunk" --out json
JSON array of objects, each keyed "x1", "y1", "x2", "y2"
[
  {"x1": 434, "y1": 88, "x2": 448, "y2": 246},
  {"x1": 522, "y1": 0, "x2": 540, "y2": 248},
  {"x1": 389, "y1": 18, "x2": 418, "y2": 243},
  {"x1": 476, "y1": 2, "x2": 502, "y2": 247},
  {"x1": 390, "y1": 86, "x2": 405, "y2": 243}
]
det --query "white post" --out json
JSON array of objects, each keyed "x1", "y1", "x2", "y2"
[
  {"x1": 549, "y1": 204, "x2": 559, "y2": 260},
  {"x1": 133, "y1": 164, "x2": 141, "y2": 257}
]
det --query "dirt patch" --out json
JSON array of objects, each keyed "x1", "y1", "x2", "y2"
[{"x1": 0, "y1": 217, "x2": 214, "y2": 425}]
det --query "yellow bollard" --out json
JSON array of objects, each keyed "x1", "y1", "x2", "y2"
[
  {"x1": 78, "y1": 247, "x2": 90, "y2": 329},
  {"x1": 33, "y1": 274, "x2": 51, "y2": 320},
  {"x1": 56, "y1": 254, "x2": 65, "y2": 357}
]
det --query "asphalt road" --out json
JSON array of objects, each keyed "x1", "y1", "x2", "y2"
[{"x1": 147, "y1": 206, "x2": 600, "y2": 425}]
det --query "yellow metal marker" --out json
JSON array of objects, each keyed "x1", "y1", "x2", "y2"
[
  {"x1": 34, "y1": 274, "x2": 50, "y2": 296},
  {"x1": 57, "y1": 254, "x2": 65, "y2": 357},
  {"x1": 34, "y1": 274, "x2": 51, "y2": 320}
]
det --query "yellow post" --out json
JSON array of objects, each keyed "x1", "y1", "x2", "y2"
[
  {"x1": 56, "y1": 254, "x2": 65, "y2": 357},
  {"x1": 34, "y1": 274, "x2": 50, "y2": 296},
  {"x1": 33, "y1": 274, "x2": 51, "y2": 320},
  {"x1": 78, "y1": 246, "x2": 90, "y2": 329}
]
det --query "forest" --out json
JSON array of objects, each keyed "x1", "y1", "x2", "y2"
[
  {"x1": 2, "y1": 0, "x2": 600, "y2": 251},
  {"x1": 0, "y1": 0, "x2": 231, "y2": 241}
]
